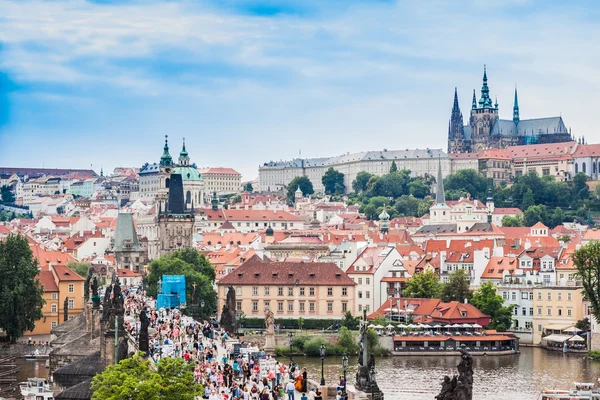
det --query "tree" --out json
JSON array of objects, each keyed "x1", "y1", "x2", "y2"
[
  {"x1": 1, "y1": 185, "x2": 15, "y2": 203},
  {"x1": 395, "y1": 195, "x2": 420, "y2": 216},
  {"x1": 352, "y1": 172, "x2": 374, "y2": 193},
  {"x1": 440, "y1": 269, "x2": 473, "y2": 303},
  {"x1": 340, "y1": 311, "x2": 360, "y2": 330},
  {"x1": 523, "y1": 205, "x2": 548, "y2": 227},
  {"x1": 521, "y1": 189, "x2": 535, "y2": 211},
  {"x1": 573, "y1": 172, "x2": 589, "y2": 200},
  {"x1": 389, "y1": 161, "x2": 398, "y2": 173},
  {"x1": 501, "y1": 215, "x2": 522, "y2": 227},
  {"x1": 444, "y1": 169, "x2": 489, "y2": 200},
  {"x1": 573, "y1": 241, "x2": 600, "y2": 325},
  {"x1": 286, "y1": 176, "x2": 314, "y2": 203},
  {"x1": 322, "y1": 167, "x2": 345, "y2": 195},
  {"x1": 576, "y1": 318, "x2": 591, "y2": 332},
  {"x1": 470, "y1": 281, "x2": 513, "y2": 331},
  {"x1": 551, "y1": 207, "x2": 565, "y2": 228},
  {"x1": 91, "y1": 352, "x2": 203, "y2": 400},
  {"x1": 337, "y1": 326, "x2": 359, "y2": 355},
  {"x1": 146, "y1": 249, "x2": 217, "y2": 320},
  {"x1": 402, "y1": 270, "x2": 441, "y2": 299},
  {"x1": 66, "y1": 261, "x2": 91, "y2": 279},
  {"x1": 0, "y1": 234, "x2": 45, "y2": 343},
  {"x1": 407, "y1": 180, "x2": 430, "y2": 198},
  {"x1": 243, "y1": 182, "x2": 253, "y2": 192}
]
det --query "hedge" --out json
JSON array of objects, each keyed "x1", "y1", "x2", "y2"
[{"x1": 241, "y1": 318, "x2": 340, "y2": 330}]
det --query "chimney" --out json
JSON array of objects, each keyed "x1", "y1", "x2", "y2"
[{"x1": 464, "y1": 298, "x2": 468, "y2": 304}]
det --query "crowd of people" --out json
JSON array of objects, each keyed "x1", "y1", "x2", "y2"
[{"x1": 118, "y1": 286, "x2": 337, "y2": 400}]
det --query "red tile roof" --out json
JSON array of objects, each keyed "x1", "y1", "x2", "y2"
[
  {"x1": 38, "y1": 270, "x2": 59, "y2": 292},
  {"x1": 33, "y1": 245, "x2": 77, "y2": 269},
  {"x1": 218, "y1": 255, "x2": 355, "y2": 286},
  {"x1": 508, "y1": 142, "x2": 577, "y2": 161},
  {"x1": 117, "y1": 268, "x2": 143, "y2": 277},
  {"x1": 52, "y1": 265, "x2": 85, "y2": 281},
  {"x1": 200, "y1": 167, "x2": 241, "y2": 175}
]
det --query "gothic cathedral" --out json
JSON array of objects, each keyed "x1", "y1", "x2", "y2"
[{"x1": 448, "y1": 66, "x2": 572, "y2": 153}]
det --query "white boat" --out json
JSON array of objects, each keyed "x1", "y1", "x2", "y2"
[
  {"x1": 24, "y1": 349, "x2": 49, "y2": 360},
  {"x1": 19, "y1": 377, "x2": 54, "y2": 399},
  {"x1": 541, "y1": 383, "x2": 600, "y2": 399}
]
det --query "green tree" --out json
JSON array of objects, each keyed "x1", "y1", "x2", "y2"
[
  {"x1": 395, "y1": 195, "x2": 420, "y2": 216},
  {"x1": 389, "y1": 161, "x2": 398, "y2": 173},
  {"x1": 91, "y1": 352, "x2": 203, "y2": 400},
  {"x1": 322, "y1": 167, "x2": 345, "y2": 195},
  {"x1": 444, "y1": 169, "x2": 489, "y2": 200},
  {"x1": 573, "y1": 241, "x2": 600, "y2": 324},
  {"x1": 407, "y1": 180, "x2": 430, "y2": 198},
  {"x1": 402, "y1": 270, "x2": 441, "y2": 299},
  {"x1": 66, "y1": 261, "x2": 90, "y2": 279},
  {"x1": 501, "y1": 215, "x2": 522, "y2": 227},
  {"x1": 551, "y1": 207, "x2": 565, "y2": 228},
  {"x1": 523, "y1": 205, "x2": 548, "y2": 227},
  {"x1": 573, "y1": 172, "x2": 589, "y2": 200},
  {"x1": 440, "y1": 269, "x2": 473, "y2": 303},
  {"x1": 243, "y1": 182, "x2": 253, "y2": 192},
  {"x1": 471, "y1": 281, "x2": 513, "y2": 331},
  {"x1": 1, "y1": 185, "x2": 15, "y2": 203},
  {"x1": 340, "y1": 311, "x2": 360, "y2": 330},
  {"x1": 287, "y1": 176, "x2": 314, "y2": 203},
  {"x1": 521, "y1": 189, "x2": 535, "y2": 211},
  {"x1": 337, "y1": 326, "x2": 359, "y2": 355},
  {"x1": 352, "y1": 172, "x2": 374, "y2": 193},
  {"x1": 576, "y1": 318, "x2": 591, "y2": 332},
  {"x1": 0, "y1": 234, "x2": 45, "y2": 343},
  {"x1": 146, "y1": 249, "x2": 217, "y2": 320}
]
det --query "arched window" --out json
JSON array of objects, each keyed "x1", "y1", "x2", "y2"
[
  {"x1": 165, "y1": 178, "x2": 170, "y2": 188},
  {"x1": 594, "y1": 163, "x2": 597, "y2": 174},
  {"x1": 575, "y1": 163, "x2": 579, "y2": 174},
  {"x1": 583, "y1": 163, "x2": 587, "y2": 173},
  {"x1": 186, "y1": 191, "x2": 191, "y2": 204}
]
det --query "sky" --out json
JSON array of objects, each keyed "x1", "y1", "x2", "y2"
[{"x1": 1, "y1": 0, "x2": 600, "y2": 180}]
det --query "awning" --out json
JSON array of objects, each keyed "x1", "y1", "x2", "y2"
[
  {"x1": 563, "y1": 326, "x2": 582, "y2": 333},
  {"x1": 543, "y1": 334, "x2": 572, "y2": 343},
  {"x1": 544, "y1": 324, "x2": 574, "y2": 331},
  {"x1": 568, "y1": 335, "x2": 586, "y2": 342}
]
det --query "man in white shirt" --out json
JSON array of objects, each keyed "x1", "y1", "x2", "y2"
[{"x1": 286, "y1": 380, "x2": 296, "y2": 400}]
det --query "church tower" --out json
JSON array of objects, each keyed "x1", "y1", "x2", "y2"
[
  {"x1": 469, "y1": 66, "x2": 499, "y2": 151},
  {"x1": 447, "y1": 87, "x2": 467, "y2": 153},
  {"x1": 158, "y1": 173, "x2": 195, "y2": 256},
  {"x1": 156, "y1": 135, "x2": 174, "y2": 211}
]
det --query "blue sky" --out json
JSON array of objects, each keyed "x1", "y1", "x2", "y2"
[{"x1": 1, "y1": 0, "x2": 600, "y2": 180}]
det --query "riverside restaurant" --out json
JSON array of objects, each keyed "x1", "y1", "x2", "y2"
[{"x1": 393, "y1": 328, "x2": 518, "y2": 355}]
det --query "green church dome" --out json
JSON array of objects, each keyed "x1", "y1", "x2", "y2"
[{"x1": 173, "y1": 166, "x2": 202, "y2": 181}]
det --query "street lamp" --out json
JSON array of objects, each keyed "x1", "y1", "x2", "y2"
[
  {"x1": 288, "y1": 331, "x2": 294, "y2": 378},
  {"x1": 369, "y1": 363, "x2": 376, "y2": 400},
  {"x1": 342, "y1": 354, "x2": 348, "y2": 400},
  {"x1": 320, "y1": 344, "x2": 326, "y2": 386}
]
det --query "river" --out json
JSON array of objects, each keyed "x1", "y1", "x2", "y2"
[{"x1": 294, "y1": 347, "x2": 600, "y2": 400}]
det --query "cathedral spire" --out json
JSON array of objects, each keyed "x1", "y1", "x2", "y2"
[
  {"x1": 478, "y1": 65, "x2": 493, "y2": 108},
  {"x1": 179, "y1": 137, "x2": 190, "y2": 166},
  {"x1": 160, "y1": 135, "x2": 173, "y2": 167},
  {"x1": 472, "y1": 89, "x2": 477, "y2": 109},
  {"x1": 452, "y1": 87, "x2": 460, "y2": 112},
  {"x1": 513, "y1": 86, "x2": 520, "y2": 124},
  {"x1": 436, "y1": 158, "x2": 446, "y2": 205}
]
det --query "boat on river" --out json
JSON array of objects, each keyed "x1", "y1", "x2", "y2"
[
  {"x1": 19, "y1": 377, "x2": 54, "y2": 399},
  {"x1": 540, "y1": 383, "x2": 600, "y2": 399}
]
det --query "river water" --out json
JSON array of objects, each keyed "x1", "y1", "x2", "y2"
[{"x1": 295, "y1": 347, "x2": 600, "y2": 400}]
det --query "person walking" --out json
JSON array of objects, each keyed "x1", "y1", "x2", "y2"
[{"x1": 286, "y1": 379, "x2": 295, "y2": 400}]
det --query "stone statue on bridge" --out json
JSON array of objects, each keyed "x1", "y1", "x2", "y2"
[
  {"x1": 220, "y1": 286, "x2": 236, "y2": 335},
  {"x1": 435, "y1": 349, "x2": 473, "y2": 400}
]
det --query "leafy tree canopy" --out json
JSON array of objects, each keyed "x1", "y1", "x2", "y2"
[
  {"x1": 1, "y1": 185, "x2": 15, "y2": 203},
  {"x1": 471, "y1": 282, "x2": 513, "y2": 331},
  {"x1": 440, "y1": 269, "x2": 473, "y2": 303},
  {"x1": 0, "y1": 234, "x2": 45, "y2": 342},
  {"x1": 67, "y1": 261, "x2": 91, "y2": 279},
  {"x1": 91, "y1": 352, "x2": 204, "y2": 400},
  {"x1": 501, "y1": 215, "x2": 522, "y2": 227},
  {"x1": 443, "y1": 169, "x2": 489, "y2": 200},
  {"x1": 287, "y1": 176, "x2": 314, "y2": 203},
  {"x1": 340, "y1": 311, "x2": 360, "y2": 330},
  {"x1": 146, "y1": 249, "x2": 217, "y2": 320},
  {"x1": 322, "y1": 167, "x2": 345, "y2": 195},
  {"x1": 352, "y1": 172, "x2": 374, "y2": 193},
  {"x1": 390, "y1": 161, "x2": 398, "y2": 173},
  {"x1": 402, "y1": 270, "x2": 441, "y2": 299},
  {"x1": 573, "y1": 241, "x2": 600, "y2": 325}
]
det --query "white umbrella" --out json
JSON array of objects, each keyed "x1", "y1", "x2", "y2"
[
  {"x1": 386, "y1": 324, "x2": 395, "y2": 329},
  {"x1": 374, "y1": 325, "x2": 384, "y2": 329},
  {"x1": 568, "y1": 335, "x2": 585, "y2": 342},
  {"x1": 471, "y1": 323, "x2": 482, "y2": 328},
  {"x1": 383, "y1": 308, "x2": 392, "y2": 312},
  {"x1": 563, "y1": 326, "x2": 582, "y2": 333},
  {"x1": 462, "y1": 324, "x2": 472, "y2": 328},
  {"x1": 451, "y1": 323, "x2": 462, "y2": 328},
  {"x1": 368, "y1": 324, "x2": 375, "y2": 328},
  {"x1": 407, "y1": 324, "x2": 417, "y2": 329},
  {"x1": 419, "y1": 324, "x2": 430, "y2": 329},
  {"x1": 397, "y1": 324, "x2": 407, "y2": 329}
]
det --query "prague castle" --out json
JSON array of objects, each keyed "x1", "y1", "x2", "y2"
[{"x1": 447, "y1": 67, "x2": 572, "y2": 153}]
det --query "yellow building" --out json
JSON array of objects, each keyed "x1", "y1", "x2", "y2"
[
  {"x1": 217, "y1": 256, "x2": 356, "y2": 320},
  {"x1": 27, "y1": 264, "x2": 85, "y2": 336},
  {"x1": 532, "y1": 286, "x2": 584, "y2": 345}
]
